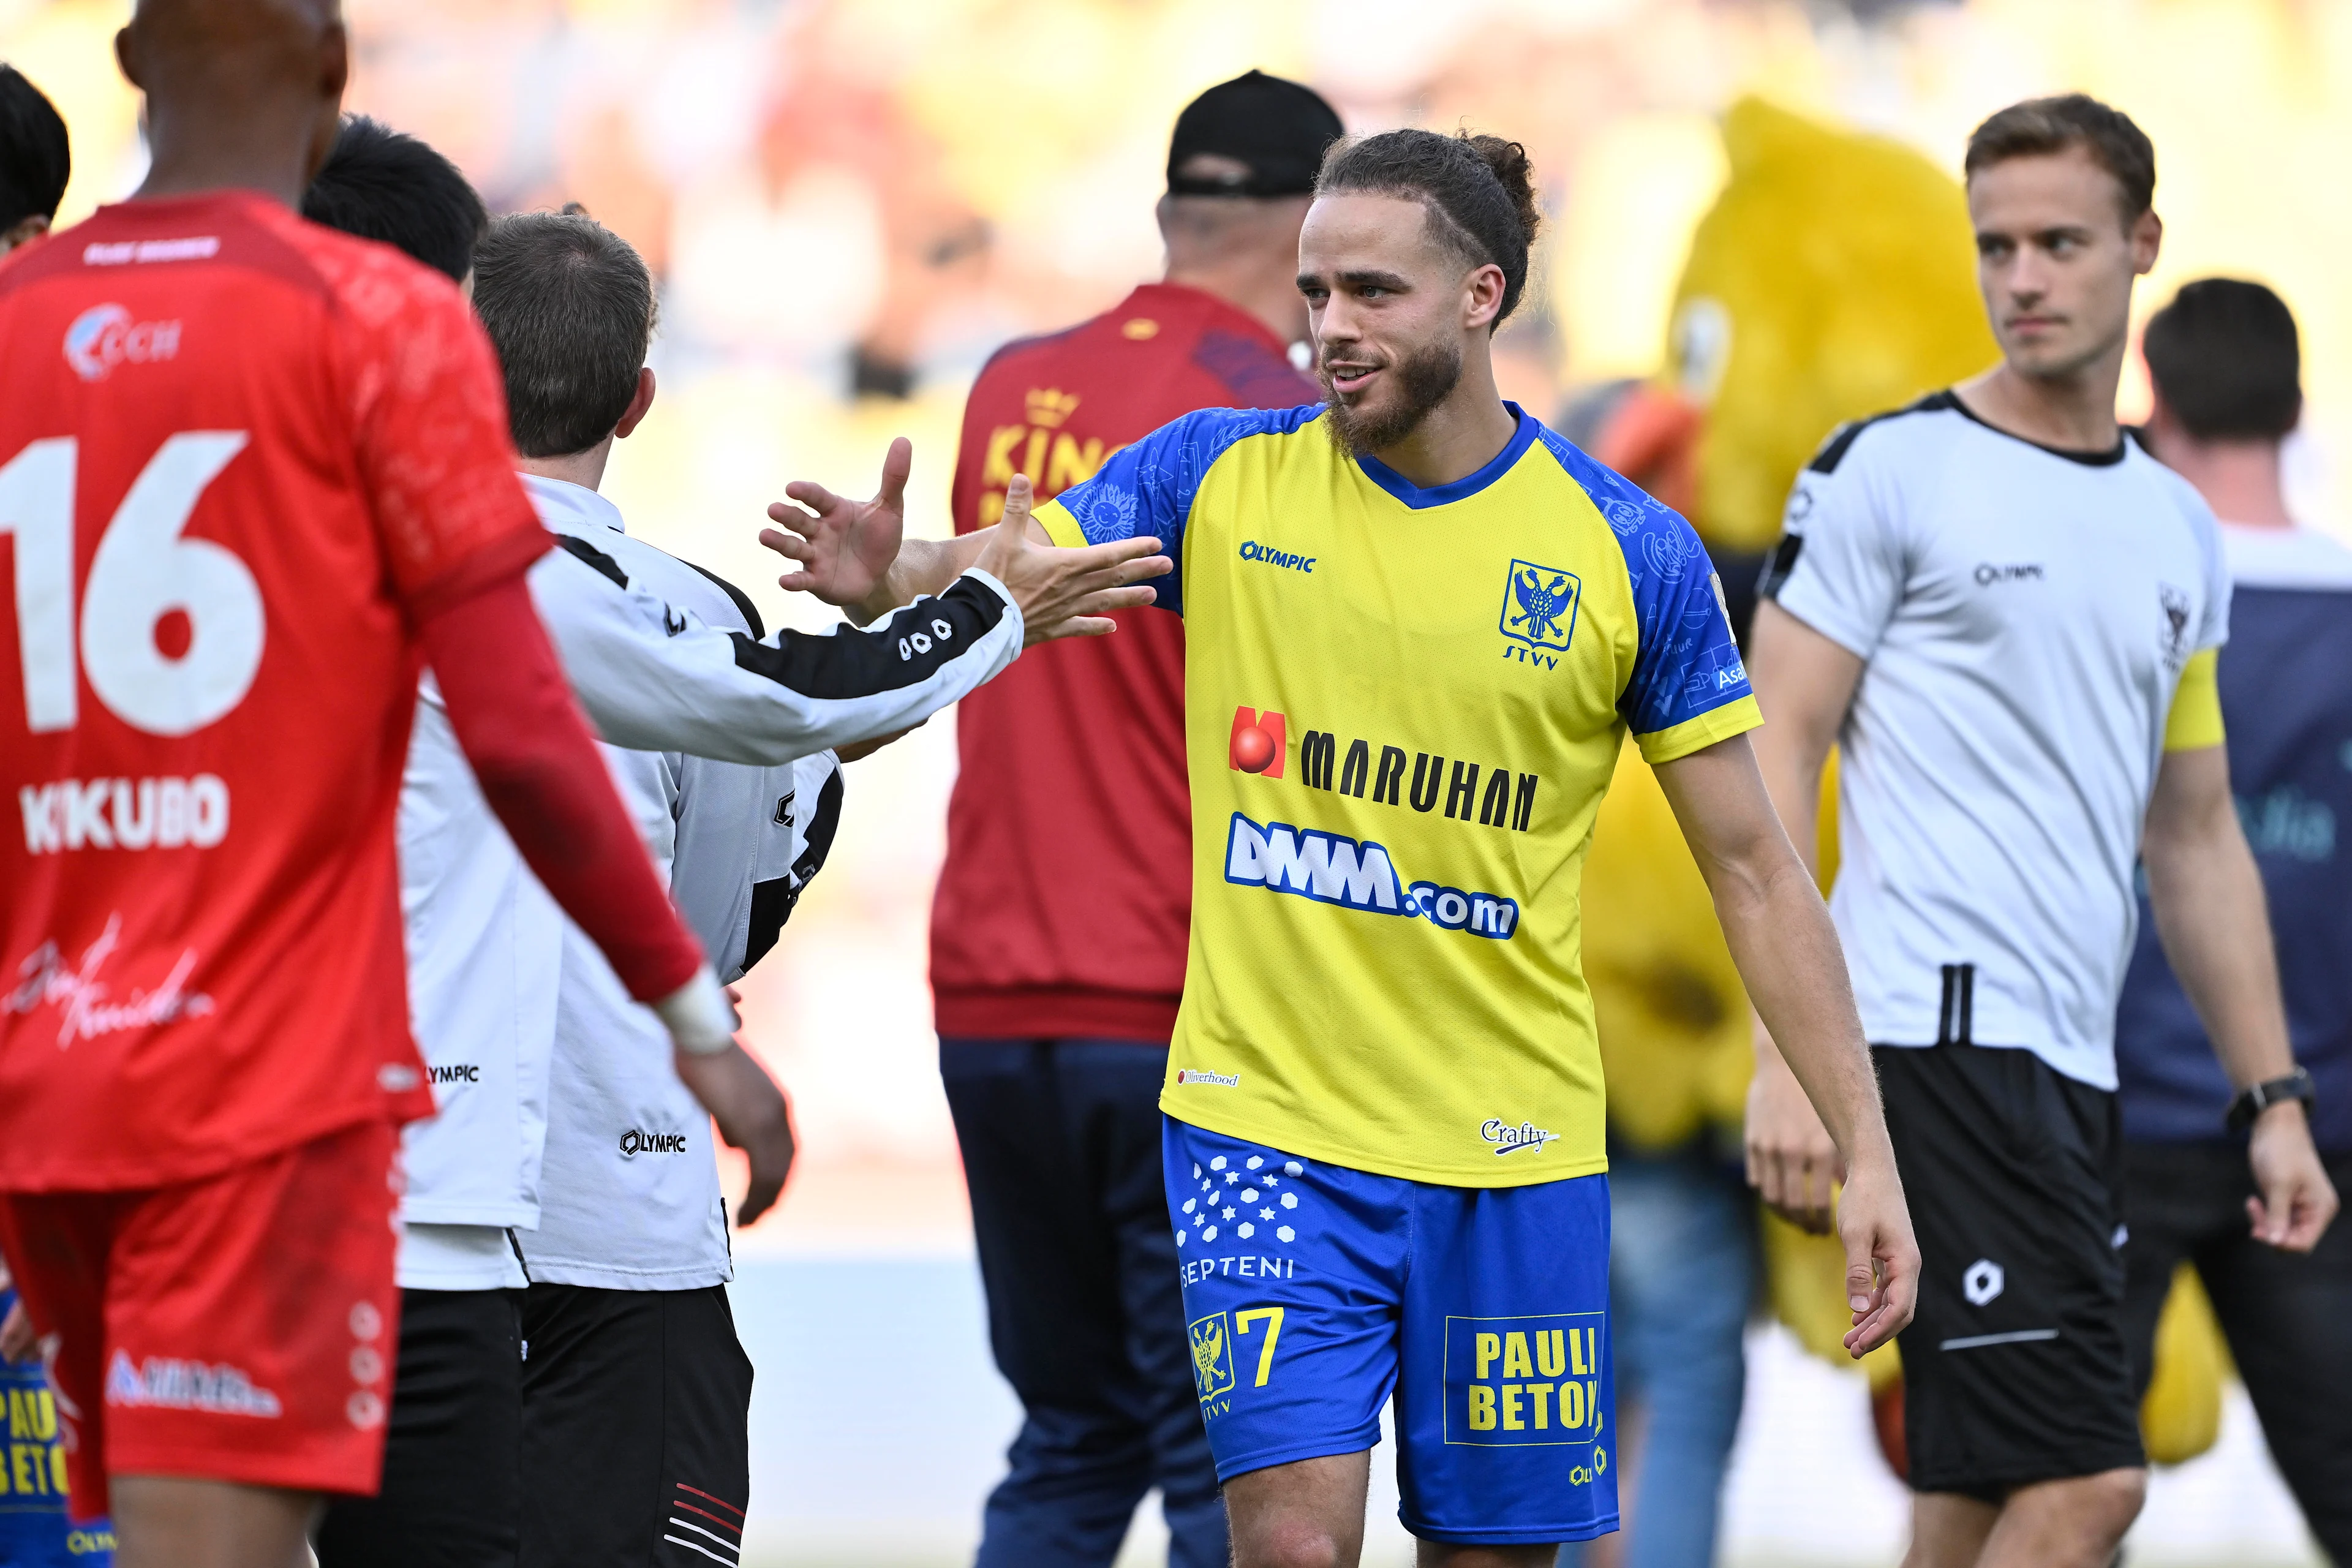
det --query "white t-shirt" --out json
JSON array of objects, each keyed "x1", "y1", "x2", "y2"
[
  {"x1": 1763, "y1": 392, "x2": 2230, "y2": 1089},
  {"x1": 519, "y1": 478, "x2": 847, "y2": 1291},
  {"x1": 394, "y1": 475, "x2": 1020, "y2": 1291}
]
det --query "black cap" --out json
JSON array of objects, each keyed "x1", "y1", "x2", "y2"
[{"x1": 1167, "y1": 70, "x2": 1344, "y2": 199}]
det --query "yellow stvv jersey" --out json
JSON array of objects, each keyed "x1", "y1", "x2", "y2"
[{"x1": 1036, "y1": 404, "x2": 1761, "y2": 1186}]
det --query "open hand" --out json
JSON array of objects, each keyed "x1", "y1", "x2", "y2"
[
  {"x1": 763, "y1": 437, "x2": 912, "y2": 620},
  {"x1": 1744, "y1": 1022, "x2": 1845, "y2": 1234},
  {"x1": 981, "y1": 473, "x2": 1171, "y2": 647}
]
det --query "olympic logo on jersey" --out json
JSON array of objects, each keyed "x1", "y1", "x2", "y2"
[{"x1": 1499, "y1": 559, "x2": 1580, "y2": 654}]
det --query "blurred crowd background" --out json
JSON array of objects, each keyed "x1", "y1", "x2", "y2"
[{"x1": 5, "y1": 0, "x2": 2347, "y2": 1561}]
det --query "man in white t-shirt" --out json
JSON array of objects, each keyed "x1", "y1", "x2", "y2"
[
  {"x1": 1743, "y1": 95, "x2": 2337, "y2": 1568},
  {"x1": 458, "y1": 213, "x2": 1163, "y2": 1568},
  {"x1": 305, "y1": 164, "x2": 1164, "y2": 1566}
]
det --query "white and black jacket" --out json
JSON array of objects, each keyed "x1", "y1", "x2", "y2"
[{"x1": 394, "y1": 475, "x2": 1017, "y2": 1290}]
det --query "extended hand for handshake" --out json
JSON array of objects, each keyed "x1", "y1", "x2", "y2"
[
  {"x1": 643, "y1": 437, "x2": 1169, "y2": 1231},
  {"x1": 757, "y1": 435, "x2": 1172, "y2": 641}
]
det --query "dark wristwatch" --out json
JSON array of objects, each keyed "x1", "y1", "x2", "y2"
[{"x1": 2227, "y1": 1067, "x2": 2315, "y2": 1133}]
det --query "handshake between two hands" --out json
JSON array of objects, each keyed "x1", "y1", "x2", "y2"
[
  {"x1": 755, "y1": 436, "x2": 1172, "y2": 645},
  {"x1": 645, "y1": 439, "x2": 1170, "y2": 1233}
]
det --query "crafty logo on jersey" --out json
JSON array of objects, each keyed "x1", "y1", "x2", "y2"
[
  {"x1": 20, "y1": 775, "x2": 229, "y2": 854},
  {"x1": 1223, "y1": 814, "x2": 1519, "y2": 938},
  {"x1": 104, "y1": 1350, "x2": 281, "y2": 1418},
  {"x1": 1480, "y1": 1119, "x2": 1559, "y2": 1156},
  {"x1": 619, "y1": 1129, "x2": 688, "y2": 1158},
  {"x1": 1499, "y1": 558, "x2": 1581, "y2": 660},
  {"x1": 63, "y1": 303, "x2": 183, "y2": 382},
  {"x1": 1445, "y1": 1313, "x2": 1607, "y2": 1452}
]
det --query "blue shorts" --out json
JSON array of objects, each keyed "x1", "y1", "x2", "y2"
[{"x1": 1162, "y1": 1117, "x2": 1616, "y2": 1547}]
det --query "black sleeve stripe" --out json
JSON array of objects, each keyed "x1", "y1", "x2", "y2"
[
  {"x1": 1756, "y1": 533, "x2": 1806, "y2": 601},
  {"x1": 554, "y1": 533, "x2": 630, "y2": 590},
  {"x1": 794, "y1": 771, "x2": 843, "y2": 885},
  {"x1": 742, "y1": 877, "x2": 796, "y2": 971},
  {"x1": 685, "y1": 560, "x2": 764, "y2": 639},
  {"x1": 1804, "y1": 390, "x2": 1955, "y2": 475},
  {"x1": 1805, "y1": 422, "x2": 1867, "y2": 475},
  {"x1": 729, "y1": 575, "x2": 1009, "y2": 699},
  {"x1": 741, "y1": 771, "x2": 842, "y2": 971}
]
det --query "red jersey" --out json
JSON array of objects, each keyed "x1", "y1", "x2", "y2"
[
  {"x1": 0, "y1": 193, "x2": 549, "y2": 1189},
  {"x1": 930, "y1": 282, "x2": 1315, "y2": 1041}
]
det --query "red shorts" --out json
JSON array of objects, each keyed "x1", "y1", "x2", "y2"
[{"x1": 0, "y1": 1119, "x2": 402, "y2": 1521}]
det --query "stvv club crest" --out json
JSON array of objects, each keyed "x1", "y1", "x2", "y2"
[
  {"x1": 1500, "y1": 559, "x2": 1581, "y2": 653},
  {"x1": 1189, "y1": 1311, "x2": 1235, "y2": 1402}
]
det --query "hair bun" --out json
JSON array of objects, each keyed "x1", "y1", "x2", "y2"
[
  {"x1": 1461, "y1": 132, "x2": 1540, "y2": 249},
  {"x1": 1315, "y1": 126, "x2": 1540, "y2": 326}
]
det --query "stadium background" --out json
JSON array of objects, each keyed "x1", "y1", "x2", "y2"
[{"x1": 4, "y1": 0, "x2": 2346, "y2": 1561}]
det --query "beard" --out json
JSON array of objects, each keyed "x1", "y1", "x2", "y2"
[{"x1": 1318, "y1": 335, "x2": 1464, "y2": 458}]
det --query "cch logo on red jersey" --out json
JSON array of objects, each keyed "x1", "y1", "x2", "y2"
[
  {"x1": 64, "y1": 303, "x2": 183, "y2": 382},
  {"x1": 1229, "y1": 706, "x2": 1285, "y2": 778}
]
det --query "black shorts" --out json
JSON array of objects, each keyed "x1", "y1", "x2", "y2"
[
  {"x1": 314, "y1": 1287, "x2": 524, "y2": 1568},
  {"x1": 1874, "y1": 1043, "x2": 2145, "y2": 1496},
  {"x1": 519, "y1": 1283, "x2": 753, "y2": 1568}
]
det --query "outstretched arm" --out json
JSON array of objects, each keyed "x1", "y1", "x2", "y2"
[
  {"x1": 1655, "y1": 731, "x2": 1917, "y2": 1356},
  {"x1": 1742, "y1": 600, "x2": 1866, "y2": 1233},
  {"x1": 531, "y1": 540, "x2": 1026, "y2": 765},
  {"x1": 760, "y1": 440, "x2": 1166, "y2": 639},
  {"x1": 2144, "y1": 742, "x2": 2338, "y2": 1251}
]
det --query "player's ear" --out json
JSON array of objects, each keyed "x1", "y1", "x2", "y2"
[
  {"x1": 318, "y1": 18, "x2": 350, "y2": 102},
  {"x1": 114, "y1": 25, "x2": 146, "y2": 92},
  {"x1": 615, "y1": 368, "x2": 657, "y2": 439},
  {"x1": 1463, "y1": 262, "x2": 1506, "y2": 333},
  {"x1": 2130, "y1": 208, "x2": 2162, "y2": 276}
]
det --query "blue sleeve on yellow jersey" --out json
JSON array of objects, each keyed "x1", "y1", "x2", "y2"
[
  {"x1": 1531, "y1": 426, "x2": 1754, "y2": 736},
  {"x1": 1047, "y1": 402, "x2": 1322, "y2": 615}
]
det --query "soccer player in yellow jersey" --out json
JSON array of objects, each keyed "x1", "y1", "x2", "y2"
[{"x1": 765, "y1": 128, "x2": 1918, "y2": 1566}]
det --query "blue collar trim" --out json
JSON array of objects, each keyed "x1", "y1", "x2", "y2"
[{"x1": 1354, "y1": 402, "x2": 1539, "y2": 510}]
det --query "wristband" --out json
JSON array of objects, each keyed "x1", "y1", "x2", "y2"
[
  {"x1": 652, "y1": 965, "x2": 739, "y2": 1057},
  {"x1": 2226, "y1": 1066, "x2": 2314, "y2": 1133}
]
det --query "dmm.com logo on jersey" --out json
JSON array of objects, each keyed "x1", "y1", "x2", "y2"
[
  {"x1": 1444, "y1": 1313, "x2": 1607, "y2": 1458},
  {"x1": 1223, "y1": 815, "x2": 1519, "y2": 939}
]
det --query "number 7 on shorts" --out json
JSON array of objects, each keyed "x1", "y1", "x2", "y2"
[{"x1": 1236, "y1": 1306, "x2": 1284, "y2": 1387}]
